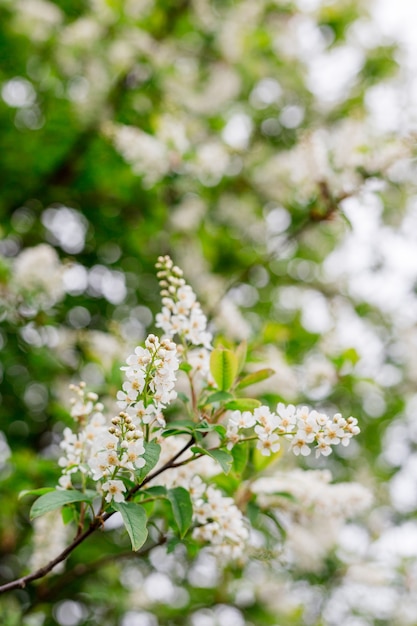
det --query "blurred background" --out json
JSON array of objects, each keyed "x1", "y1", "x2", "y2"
[{"x1": 1, "y1": 0, "x2": 417, "y2": 624}]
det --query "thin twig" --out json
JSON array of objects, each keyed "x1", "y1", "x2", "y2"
[
  {"x1": 0, "y1": 437, "x2": 194, "y2": 594},
  {"x1": 33, "y1": 536, "x2": 167, "y2": 605}
]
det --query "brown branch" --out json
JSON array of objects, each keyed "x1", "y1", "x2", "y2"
[
  {"x1": 0, "y1": 520, "x2": 101, "y2": 593},
  {"x1": 206, "y1": 180, "x2": 354, "y2": 321},
  {"x1": 0, "y1": 436, "x2": 195, "y2": 594},
  {"x1": 33, "y1": 535, "x2": 167, "y2": 605}
]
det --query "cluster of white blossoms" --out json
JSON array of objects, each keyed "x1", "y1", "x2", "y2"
[
  {"x1": 58, "y1": 384, "x2": 146, "y2": 503},
  {"x1": 88, "y1": 410, "x2": 145, "y2": 503},
  {"x1": 103, "y1": 122, "x2": 171, "y2": 187},
  {"x1": 52, "y1": 256, "x2": 363, "y2": 560},
  {"x1": 117, "y1": 334, "x2": 179, "y2": 428},
  {"x1": 251, "y1": 469, "x2": 372, "y2": 517},
  {"x1": 58, "y1": 331, "x2": 179, "y2": 501},
  {"x1": 226, "y1": 402, "x2": 360, "y2": 458},
  {"x1": 58, "y1": 382, "x2": 107, "y2": 487},
  {"x1": 251, "y1": 469, "x2": 372, "y2": 571},
  {"x1": 192, "y1": 478, "x2": 249, "y2": 560},
  {"x1": 149, "y1": 438, "x2": 248, "y2": 559},
  {"x1": 155, "y1": 255, "x2": 213, "y2": 349},
  {"x1": 1, "y1": 244, "x2": 65, "y2": 316}
]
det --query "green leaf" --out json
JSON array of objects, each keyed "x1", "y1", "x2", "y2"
[
  {"x1": 235, "y1": 340, "x2": 247, "y2": 374},
  {"x1": 167, "y1": 487, "x2": 193, "y2": 538},
  {"x1": 162, "y1": 419, "x2": 198, "y2": 437},
  {"x1": 225, "y1": 398, "x2": 261, "y2": 411},
  {"x1": 179, "y1": 362, "x2": 193, "y2": 373},
  {"x1": 343, "y1": 347, "x2": 360, "y2": 365},
  {"x1": 211, "y1": 424, "x2": 227, "y2": 438},
  {"x1": 19, "y1": 487, "x2": 55, "y2": 500},
  {"x1": 191, "y1": 446, "x2": 233, "y2": 474},
  {"x1": 61, "y1": 506, "x2": 77, "y2": 525},
  {"x1": 268, "y1": 491, "x2": 297, "y2": 502},
  {"x1": 30, "y1": 490, "x2": 96, "y2": 520},
  {"x1": 246, "y1": 501, "x2": 261, "y2": 525},
  {"x1": 209, "y1": 448, "x2": 234, "y2": 473},
  {"x1": 113, "y1": 502, "x2": 148, "y2": 551},
  {"x1": 135, "y1": 442, "x2": 161, "y2": 482},
  {"x1": 193, "y1": 419, "x2": 211, "y2": 431},
  {"x1": 211, "y1": 472, "x2": 240, "y2": 494},
  {"x1": 166, "y1": 537, "x2": 181, "y2": 554},
  {"x1": 231, "y1": 441, "x2": 249, "y2": 476},
  {"x1": 165, "y1": 419, "x2": 195, "y2": 430},
  {"x1": 236, "y1": 368, "x2": 275, "y2": 390},
  {"x1": 204, "y1": 391, "x2": 234, "y2": 405},
  {"x1": 210, "y1": 348, "x2": 238, "y2": 391},
  {"x1": 162, "y1": 427, "x2": 193, "y2": 437},
  {"x1": 262, "y1": 510, "x2": 287, "y2": 538},
  {"x1": 173, "y1": 420, "x2": 197, "y2": 428},
  {"x1": 141, "y1": 486, "x2": 167, "y2": 498},
  {"x1": 194, "y1": 422, "x2": 227, "y2": 438}
]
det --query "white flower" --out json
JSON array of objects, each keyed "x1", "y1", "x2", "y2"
[
  {"x1": 256, "y1": 432, "x2": 281, "y2": 456},
  {"x1": 88, "y1": 453, "x2": 112, "y2": 480},
  {"x1": 291, "y1": 433, "x2": 312, "y2": 457},
  {"x1": 126, "y1": 401, "x2": 156, "y2": 425},
  {"x1": 13, "y1": 244, "x2": 64, "y2": 308},
  {"x1": 125, "y1": 345, "x2": 152, "y2": 368},
  {"x1": 119, "y1": 335, "x2": 178, "y2": 412},
  {"x1": 315, "y1": 435, "x2": 333, "y2": 457},
  {"x1": 251, "y1": 469, "x2": 372, "y2": 570},
  {"x1": 176, "y1": 285, "x2": 197, "y2": 308},
  {"x1": 226, "y1": 427, "x2": 241, "y2": 450},
  {"x1": 58, "y1": 474, "x2": 72, "y2": 489},
  {"x1": 122, "y1": 377, "x2": 145, "y2": 398},
  {"x1": 188, "y1": 476, "x2": 206, "y2": 500},
  {"x1": 102, "y1": 479, "x2": 126, "y2": 503},
  {"x1": 121, "y1": 440, "x2": 146, "y2": 470},
  {"x1": 191, "y1": 483, "x2": 249, "y2": 559},
  {"x1": 276, "y1": 403, "x2": 297, "y2": 432},
  {"x1": 228, "y1": 410, "x2": 256, "y2": 430},
  {"x1": 155, "y1": 256, "x2": 213, "y2": 348},
  {"x1": 323, "y1": 423, "x2": 345, "y2": 446},
  {"x1": 254, "y1": 405, "x2": 279, "y2": 431},
  {"x1": 105, "y1": 122, "x2": 170, "y2": 186},
  {"x1": 310, "y1": 409, "x2": 328, "y2": 427},
  {"x1": 222, "y1": 400, "x2": 359, "y2": 459}
]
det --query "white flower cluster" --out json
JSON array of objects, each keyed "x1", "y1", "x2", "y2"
[
  {"x1": 58, "y1": 383, "x2": 146, "y2": 503},
  {"x1": 251, "y1": 469, "x2": 372, "y2": 517},
  {"x1": 149, "y1": 437, "x2": 249, "y2": 560},
  {"x1": 117, "y1": 333, "x2": 179, "y2": 427},
  {"x1": 192, "y1": 478, "x2": 249, "y2": 560},
  {"x1": 58, "y1": 331, "x2": 179, "y2": 501},
  {"x1": 155, "y1": 256, "x2": 212, "y2": 349},
  {"x1": 88, "y1": 411, "x2": 145, "y2": 503},
  {"x1": 226, "y1": 402, "x2": 360, "y2": 458},
  {"x1": 13, "y1": 0, "x2": 63, "y2": 43},
  {"x1": 103, "y1": 122, "x2": 170, "y2": 186},
  {"x1": 251, "y1": 469, "x2": 372, "y2": 571},
  {"x1": 58, "y1": 383, "x2": 107, "y2": 486},
  {"x1": 10, "y1": 244, "x2": 65, "y2": 311}
]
